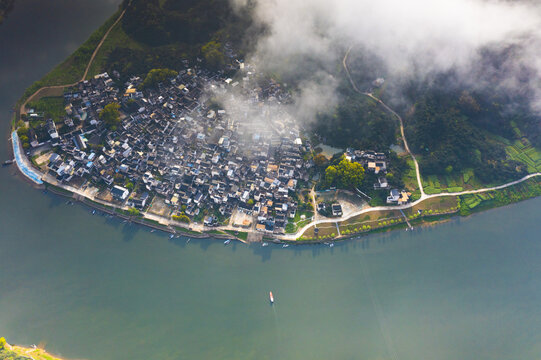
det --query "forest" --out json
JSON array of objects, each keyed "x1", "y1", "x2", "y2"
[
  {"x1": 104, "y1": 0, "x2": 256, "y2": 80},
  {"x1": 404, "y1": 79, "x2": 536, "y2": 182}
]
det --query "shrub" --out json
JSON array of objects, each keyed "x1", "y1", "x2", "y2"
[
  {"x1": 127, "y1": 207, "x2": 140, "y2": 216},
  {"x1": 172, "y1": 214, "x2": 190, "y2": 223}
]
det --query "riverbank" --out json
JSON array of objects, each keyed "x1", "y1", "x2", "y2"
[
  {"x1": 1, "y1": 339, "x2": 64, "y2": 360},
  {"x1": 43, "y1": 182, "x2": 246, "y2": 243},
  {"x1": 9, "y1": 134, "x2": 540, "y2": 245},
  {"x1": 8, "y1": 127, "x2": 541, "y2": 244}
]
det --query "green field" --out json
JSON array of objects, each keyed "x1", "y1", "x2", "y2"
[
  {"x1": 224, "y1": 230, "x2": 248, "y2": 241},
  {"x1": 26, "y1": 96, "x2": 65, "y2": 124},
  {"x1": 19, "y1": 11, "x2": 121, "y2": 104},
  {"x1": 421, "y1": 171, "x2": 478, "y2": 195},
  {"x1": 506, "y1": 139, "x2": 541, "y2": 173},
  {"x1": 459, "y1": 177, "x2": 541, "y2": 215},
  {"x1": 285, "y1": 210, "x2": 314, "y2": 234}
]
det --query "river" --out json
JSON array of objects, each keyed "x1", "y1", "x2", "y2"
[{"x1": 1, "y1": 1, "x2": 541, "y2": 360}]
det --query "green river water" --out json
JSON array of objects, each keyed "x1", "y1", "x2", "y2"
[{"x1": 1, "y1": 2, "x2": 541, "y2": 359}]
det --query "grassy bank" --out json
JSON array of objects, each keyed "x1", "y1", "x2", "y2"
[
  {"x1": 458, "y1": 177, "x2": 541, "y2": 216},
  {"x1": 1, "y1": 338, "x2": 63, "y2": 360},
  {"x1": 45, "y1": 182, "x2": 74, "y2": 196},
  {"x1": 224, "y1": 230, "x2": 248, "y2": 241},
  {"x1": 17, "y1": 10, "x2": 121, "y2": 105}
]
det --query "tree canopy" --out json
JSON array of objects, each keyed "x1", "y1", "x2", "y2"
[
  {"x1": 201, "y1": 41, "x2": 225, "y2": 70},
  {"x1": 100, "y1": 102, "x2": 121, "y2": 130},
  {"x1": 141, "y1": 68, "x2": 178, "y2": 89},
  {"x1": 405, "y1": 89, "x2": 528, "y2": 182},
  {"x1": 314, "y1": 153, "x2": 328, "y2": 167},
  {"x1": 324, "y1": 157, "x2": 365, "y2": 189},
  {"x1": 172, "y1": 214, "x2": 190, "y2": 223}
]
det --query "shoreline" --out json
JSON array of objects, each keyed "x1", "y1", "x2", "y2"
[
  {"x1": 2, "y1": 340, "x2": 64, "y2": 360},
  {"x1": 9, "y1": 131, "x2": 541, "y2": 244}
]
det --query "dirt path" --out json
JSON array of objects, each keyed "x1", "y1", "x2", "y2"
[
  {"x1": 342, "y1": 46, "x2": 426, "y2": 198},
  {"x1": 19, "y1": 8, "x2": 127, "y2": 117}
]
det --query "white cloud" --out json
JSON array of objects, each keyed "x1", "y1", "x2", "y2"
[{"x1": 234, "y1": 0, "x2": 541, "y2": 114}]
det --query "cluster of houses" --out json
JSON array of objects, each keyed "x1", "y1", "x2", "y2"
[
  {"x1": 40, "y1": 64, "x2": 313, "y2": 233},
  {"x1": 344, "y1": 148, "x2": 410, "y2": 205}
]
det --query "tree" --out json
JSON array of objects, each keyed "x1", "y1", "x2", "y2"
[
  {"x1": 0, "y1": 336, "x2": 5, "y2": 349},
  {"x1": 247, "y1": 198, "x2": 255, "y2": 207},
  {"x1": 172, "y1": 214, "x2": 190, "y2": 223},
  {"x1": 100, "y1": 102, "x2": 121, "y2": 130},
  {"x1": 127, "y1": 207, "x2": 140, "y2": 216},
  {"x1": 314, "y1": 153, "x2": 328, "y2": 167},
  {"x1": 324, "y1": 157, "x2": 365, "y2": 189},
  {"x1": 17, "y1": 126, "x2": 28, "y2": 137},
  {"x1": 201, "y1": 41, "x2": 224, "y2": 69},
  {"x1": 141, "y1": 68, "x2": 178, "y2": 89}
]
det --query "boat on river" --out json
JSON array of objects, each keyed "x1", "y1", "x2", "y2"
[
  {"x1": 269, "y1": 291, "x2": 274, "y2": 304},
  {"x1": 224, "y1": 239, "x2": 231, "y2": 245}
]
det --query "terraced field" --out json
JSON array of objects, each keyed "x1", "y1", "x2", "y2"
[
  {"x1": 422, "y1": 173, "x2": 470, "y2": 195},
  {"x1": 506, "y1": 139, "x2": 541, "y2": 173}
]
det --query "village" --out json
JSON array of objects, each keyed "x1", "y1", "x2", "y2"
[{"x1": 21, "y1": 63, "x2": 408, "y2": 237}]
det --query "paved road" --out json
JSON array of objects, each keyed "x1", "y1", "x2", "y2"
[{"x1": 282, "y1": 172, "x2": 541, "y2": 240}]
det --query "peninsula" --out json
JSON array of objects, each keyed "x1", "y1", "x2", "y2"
[
  {"x1": 0, "y1": 337, "x2": 64, "y2": 360},
  {"x1": 8, "y1": 0, "x2": 541, "y2": 244}
]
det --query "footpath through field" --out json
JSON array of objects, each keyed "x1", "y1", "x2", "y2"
[{"x1": 19, "y1": 7, "x2": 127, "y2": 117}]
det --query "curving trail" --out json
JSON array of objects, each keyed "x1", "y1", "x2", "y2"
[
  {"x1": 19, "y1": 7, "x2": 127, "y2": 117},
  {"x1": 342, "y1": 46, "x2": 425, "y2": 197}
]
